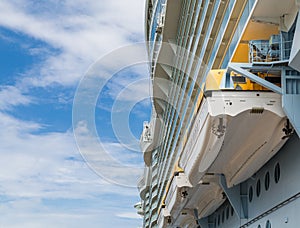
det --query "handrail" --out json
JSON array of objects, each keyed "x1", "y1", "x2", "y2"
[{"x1": 249, "y1": 39, "x2": 292, "y2": 63}]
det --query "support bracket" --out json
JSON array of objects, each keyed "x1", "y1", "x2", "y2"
[
  {"x1": 282, "y1": 68, "x2": 300, "y2": 137},
  {"x1": 227, "y1": 62, "x2": 300, "y2": 137},
  {"x1": 220, "y1": 72, "x2": 234, "y2": 89},
  {"x1": 219, "y1": 174, "x2": 248, "y2": 220},
  {"x1": 227, "y1": 63, "x2": 282, "y2": 94},
  {"x1": 193, "y1": 209, "x2": 209, "y2": 228}
]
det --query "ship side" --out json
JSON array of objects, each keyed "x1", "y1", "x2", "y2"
[{"x1": 136, "y1": 0, "x2": 300, "y2": 227}]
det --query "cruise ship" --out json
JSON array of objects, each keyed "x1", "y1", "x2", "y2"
[{"x1": 135, "y1": 0, "x2": 300, "y2": 227}]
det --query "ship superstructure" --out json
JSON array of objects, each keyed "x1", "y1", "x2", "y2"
[{"x1": 136, "y1": 0, "x2": 300, "y2": 227}]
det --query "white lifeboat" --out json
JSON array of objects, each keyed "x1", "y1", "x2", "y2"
[
  {"x1": 164, "y1": 172, "x2": 192, "y2": 216},
  {"x1": 207, "y1": 90, "x2": 288, "y2": 187},
  {"x1": 184, "y1": 174, "x2": 225, "y2": 219},
  {"x1": 179, "y1": 89, "x2": 287, "y2": 188}
]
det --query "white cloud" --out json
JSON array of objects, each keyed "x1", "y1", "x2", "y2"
[
  {"x1": 73, "y1": 120, "x2": 144, "y2": 187},
  {"x1": 116, "y1": 212, "x2": 142, "y2": 219},
  {"x1": 105, "y1": 65, "x2": 151, "y2": 102},
  {"x1": 0, "y1": 111, "x2": 142, "y2": 227},
  {"x1": 0, "y1": 86, "x2": 33, "y2": 110},
  {"x1": 0, "y1": 0, "x2": 146, "y2": 87},
  {"x1": 0, "y1": 205, "x2": 142, "y2": 228},
  {"x1": 0, "y1": 111, "x2": 41, "y2": 133},
  {"x1": 0, "y1": 111, "x2": 140, "y2": 196},
  {"x1": 21, "y1": 52, "x2": 88, "y2": 87}
]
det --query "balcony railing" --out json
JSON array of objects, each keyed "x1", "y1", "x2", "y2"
[{"x1": 249, "y1": 35, "x2": 292, "y2": 63}]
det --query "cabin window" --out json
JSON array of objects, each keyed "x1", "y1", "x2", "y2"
[
  {"x1": 256, "y1": 179, "x2": 261, "y2": 197},
  {"x1": 265, "y1": 172, "x2": 270, "y2": 191},
  {"x1": 266, "y1": 220, "x2": 271, "y2": 228},
  {"x1": 274, "y1": 163, "x2": 280, "y2": 183},
  {"x1": 249, "y1": 186, "x2": 253, "y2": 202}
]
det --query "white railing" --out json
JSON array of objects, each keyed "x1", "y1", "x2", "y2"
[
  {"x1": 137, "y1": 176, "x2": 145, "y2": 191},
  {"x1": 249, "y1": 38, "x2": 292, "y2": 63}
]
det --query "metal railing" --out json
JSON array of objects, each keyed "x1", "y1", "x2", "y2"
[{"x1": 249, "y1": 39, "x2": 292, "y2": 63}]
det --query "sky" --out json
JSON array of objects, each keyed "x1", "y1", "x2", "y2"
[{"x1": 0, "y1": 1, "x2": 151, "y2": 227}]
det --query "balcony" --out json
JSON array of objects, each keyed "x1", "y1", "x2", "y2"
[
  {"x1": 137, "y1": 177, "x2": 148, "y2": 200},
  {"x1": 151, "y1": 200, "x2": 159, "y2": 212},
  {"x1": 140, "y1": 116, "x2": 162, "y2": 166},
  {"x1": 140, "y1": 121, "x2": 153, "y2": 166},
  {"x1": 138, "y1": 167, "x2": 151, "y2": 200},
  {"x1": 150, "y1": 210, "x2": 158, "y2": 227},
  {"x1": 134, "y1": 202, "x2": 144, "y2": 216}
]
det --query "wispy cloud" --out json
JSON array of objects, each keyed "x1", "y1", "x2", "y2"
[
  {"x1": 0, "y1": 111, "x2": 140, "y2": 195},
  {"x1": 0, "y1": 0, "x2": 145, "y2": 87},
  {"x1": 0, "y1": 111, "x2": 141, "y2": 227},
  {"x1": 0, "y1": 86, "x2": 33, "y2": 110},
  {"x1": 106, "y1": 68, "x2": 151, "y2": 102},
  {"x1": 116, "y1": 212, "x2": 142, "y2": 219},
  {"x1": 73, "y1": 120, "x2": 143, "y2": 186}
]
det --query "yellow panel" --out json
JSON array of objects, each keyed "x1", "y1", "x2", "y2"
[
  {"x1": 242, "y1": 21, "x2": 279, "y2": 41},
  {"x1": 232, "y1": 43, "x2": 249, "y2": 62},
  {"x1": 205, "y1": 69, "x2": 270, "y2": 91},
  {"x1": 174, "y1": 160, "x2": 184, "y2": 173},
  {"x1": 232, "y1": 21, "x2": 279, "y2": 62},
  {"x1": 205, "y1": 70, "x2": 225, "y2": 90}
]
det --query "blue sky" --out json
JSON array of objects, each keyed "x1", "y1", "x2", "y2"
[{"x1": 0, "y1": 1, "x2": 150, "y2": 227}]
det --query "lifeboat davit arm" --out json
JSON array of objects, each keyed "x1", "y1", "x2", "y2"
[{"x1": 219, "y1": 174, "x2": 248, "y2": 220}]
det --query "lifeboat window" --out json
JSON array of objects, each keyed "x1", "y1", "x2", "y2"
[
  {"x1": 266, "y1": 220, "x2": 271, "y2": 228},
  {"x1": 274, "y1": 163, "x2": 280, "y2": 183},
  {"x1": 249, "y1": 186, "x2": 253, "y2": 202},
  {"x1": 226, "y1": 206, "x2": 229, "y2": 220},
  {"x1": 265, "y1": 172, "x2": 270, "y2": 191},
  {"x1": 256, "y1": 179, "x2": 261, "y2": 197},
  {"x1": 231, "y1": 206, "x2": 234, "y2": 216}
]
